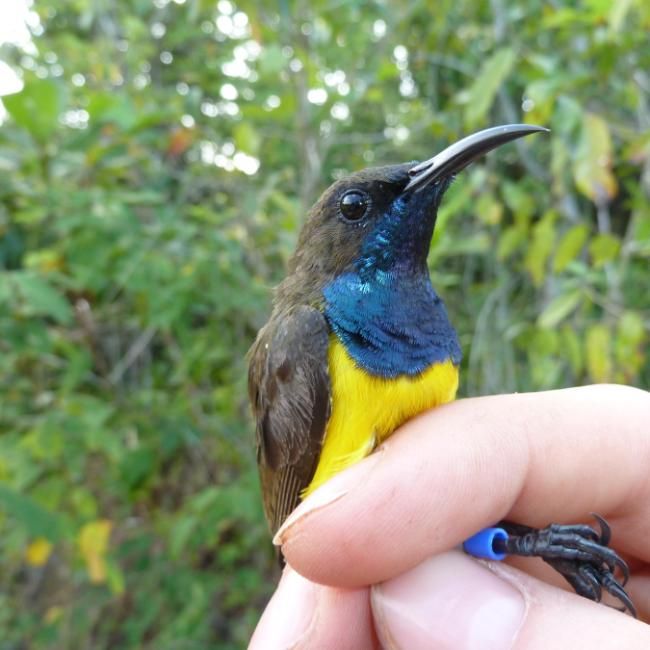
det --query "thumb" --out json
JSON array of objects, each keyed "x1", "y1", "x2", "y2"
[{"x1": 370, "y1": 551, "x2": 649, "y2": 650}]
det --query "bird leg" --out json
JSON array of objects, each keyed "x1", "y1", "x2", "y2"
[{"x1": 493, "y1": 515, "x2": 636, "y2": 617}]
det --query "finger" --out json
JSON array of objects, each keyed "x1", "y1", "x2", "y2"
[
  {"x1": 371, "y1": 551, "x2": 650, "y2": 650},
  {"x1": 275, "y1": 385, "x2": 650, "y2": 586},
  {"x1": 249, "y1": 566, "x2": 377, "y2": 650}
]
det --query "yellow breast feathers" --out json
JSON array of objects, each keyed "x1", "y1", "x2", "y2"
[{"x1": 304, "y1": 336, "x2": 459, "y2": 496}]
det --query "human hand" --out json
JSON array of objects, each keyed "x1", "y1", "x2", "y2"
[{"x1": 249, "y1": 385, "x2": 650, "y2": 649}]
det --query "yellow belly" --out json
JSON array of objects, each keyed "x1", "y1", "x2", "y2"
[{"x1": 303, "y1": 337, "x2": 459, "y2": 496}]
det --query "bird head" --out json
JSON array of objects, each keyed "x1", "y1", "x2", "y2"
[{"x1": 280, "y1": 124, "x2": 547, "y2": 305}]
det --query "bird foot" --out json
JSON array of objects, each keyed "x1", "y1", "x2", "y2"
[{"x1": 494, "y1": 515, "x2": 636, "y2": 617}]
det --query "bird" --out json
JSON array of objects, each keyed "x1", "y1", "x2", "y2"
[{"x1": 248, "y1": 124, "x2": 635, "y2": 616}]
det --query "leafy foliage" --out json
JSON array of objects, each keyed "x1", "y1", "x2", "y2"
[{"x1": 0, "y1": 0, "x2": 648, "y2": 647}]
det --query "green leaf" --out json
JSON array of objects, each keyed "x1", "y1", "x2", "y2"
[
  {"x1": 106, "y1": 559, "x2": 126, "y2": 595},
  {"x1": 3, "y1": 78, "x2": 63, "y2": 142},
  {"x1": 463, "y1": 48, "x2": 516, "y2": 127},
  {"x1": 617, "y1": 311, "x2": 645, "y2": 346},
  {"x1": 501, "y1": 180, "x2": 535, "y2": 221},
  {"x1": 497, "y1": 225, "x2": 526, "y2": 260},
  {"x1": 524, "y1": 210, "x2": 557, "y2": 286},
  {"x1": 475, "y1": 192, "x2": 503, "y2": 225},
  {"x1": 573, "y1": 112, "x2": 618, "y2": 203},
  {"x1": 0, "y1": 486, "x2": 66, "y2": 540},
  {"x1": 440, "y1": 233, "x2": 491, "y2": 256},
  {"x1": 169, "y1": 516, "x2": 198, "y2": 558},
  {"x1": 258, "y1": 45, "x2": 285, "y2": 75},
  {"x1": 615, "y1": 311, "x2": 645, "y2": 377},
  {"x1": 234, "y1": 122, "x2": 261, "y2": 156},
  {"x1": 87, "y1": 93, "x2": 137, "y2": 129},
  {"x1": 553, "y1": 95, "x2": 583, "y2": 137},
  {"x1": 553, "y1": 224, "x2": 589, "y2": 272},
  {"x1": 12, "y1": 272, "x2": 73, "y2": 324},
  {"x1": 589, "y1": 233, "x2": 621, "y2": 266},
  {"x1": 561, "y1": 325, "x2": 583, "y2": 374},
  {"x1": 120, "y1": 449, "x2": 156, "y2": 490},
  {"x1": 435, "y1": 181, "x2": 472, "y2": 230},
  {"x1": 538, "y1": 290, "x2": 583, "y2": 328}
]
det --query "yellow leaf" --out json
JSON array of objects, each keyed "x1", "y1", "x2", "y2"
[
  {"x1": 573, "y1": 113, "x2": 618, "y2": 203},
  {"x1": 24, "y1": 250, "x2": 64, "y2": 273},
  {"x1": 45, "y1": 606, "x2": 63, "y2": 624},
  {"x1": 79, "y1": 520, "x2": 112, "y2": 584},
  {"x1": 586, "y1": 324, "x2": 612, "y2": 382},
  {"x1": 25, "y1": 538, "x2": 53, "y2": 567},
  {"x1": 523, "y1": 79, "x2": 556, "y2": 126}
]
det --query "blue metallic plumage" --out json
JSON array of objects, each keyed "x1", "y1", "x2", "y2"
[{"x1": 323, "y1": 194, "x2": 461, "y2": 378}]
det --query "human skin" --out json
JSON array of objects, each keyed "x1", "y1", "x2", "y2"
[{"x1": 249, "y1": 384, "x2": 650, "y2": 649}]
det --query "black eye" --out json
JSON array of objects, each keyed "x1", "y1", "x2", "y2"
[{"x1": 339, "y1": 189, "x2": 370, "y2": 223}]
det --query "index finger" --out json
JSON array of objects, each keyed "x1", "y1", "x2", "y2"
[{"x1": 275, "y1": 385, "x2": 650, "y2": 587}]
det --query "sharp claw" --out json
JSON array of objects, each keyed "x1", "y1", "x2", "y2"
[
  {"x1": 577, "y1": 565, "x2": 602, "y2": 602},
  {"x1": 605, "y1": 578, "x2": 637, "y2": 618},
  {"x1": 588, "y1": 514, "x2": 629, "y2": 585},
  {"x1": 591, "y1": 513, "x2": 611, "y2": 546},
  {"x1": 577, "y1": 564, "x2": 636, "y2": 617},
  {"x1": 617, "y1": 558, "x2": 630, "y2": 587}
]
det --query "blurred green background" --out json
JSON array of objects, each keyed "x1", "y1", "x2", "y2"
[{"x1": 0, "y1": 0, "x2": 648, "y2": 647}]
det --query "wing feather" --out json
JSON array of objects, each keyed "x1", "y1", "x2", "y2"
[{"x1": 248, "y1": 306, "x2": 331, "y2": 535}]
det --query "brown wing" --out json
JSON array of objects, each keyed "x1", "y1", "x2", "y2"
[{"x1": 248, "y1": 305, "x2": 331, "y2": 536}]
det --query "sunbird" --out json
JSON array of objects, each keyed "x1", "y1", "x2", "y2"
[{"x1": 248, "y1": 124, "x2": 635, "y2": 615}]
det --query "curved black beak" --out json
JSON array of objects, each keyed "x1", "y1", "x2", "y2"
[{"x1": 405, "y1": 124, "x2": 549, "y2": 192}]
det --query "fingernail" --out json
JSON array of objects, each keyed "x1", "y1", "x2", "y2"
[
  {"x1": 248, "y1": 567, "x2": 318, "y2": 649},
  {"x1": 272, "y1": 484, "x2": 348, "y2": 546},
  {"x1": 372, "y1": 551, "x2": 525, "y2": 650},
  {"x1": 273, "y1": 451, "x2": 382, "y2": 546}
]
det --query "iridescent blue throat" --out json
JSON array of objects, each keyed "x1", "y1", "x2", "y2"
[
  {"x1": 323, "y1": 271, "x2": 461, "y2": 378},
  {"x1": 322, "y1": 194, "x2": 461, "y2": 378}
]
